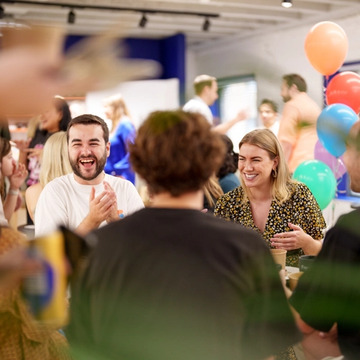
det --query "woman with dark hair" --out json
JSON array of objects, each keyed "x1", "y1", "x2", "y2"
[
  {"x1": 15, "y1": 96, "x2": 72, "y2": 188},
  {"x1": 216, "y1": 135, "x2": 240, "y2": 194},
  {"x1": 0, "y1": 138, "x2": 27, "y2": 224}
]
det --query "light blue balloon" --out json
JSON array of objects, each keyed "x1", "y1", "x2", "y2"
[{"x1": 317, "y1": 103, "x2": 358, "y2": 157}]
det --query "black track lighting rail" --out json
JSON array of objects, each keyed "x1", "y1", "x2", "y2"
[{"x1": 0, "y1": 0, "x2": 220, "y2": 18}]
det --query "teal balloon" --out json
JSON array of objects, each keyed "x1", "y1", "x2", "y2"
[
  {"x1": 317, "y1": 103, "x2": 357, "y2": 157},
  {"x1": 293, "y1": 160, "x2": 337, "y2": 210}
]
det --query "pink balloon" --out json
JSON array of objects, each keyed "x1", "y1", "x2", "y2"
[{"x1": 314, "y1": 140, "x2": 346, "y2": 179}]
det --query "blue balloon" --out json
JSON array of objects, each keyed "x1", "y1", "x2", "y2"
[{"x1": 317, "y1": 103, "x2": 358, "y2": 157}]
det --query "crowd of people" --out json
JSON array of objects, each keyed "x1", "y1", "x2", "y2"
[{"x1": 0, "y1": 31, "x2": 358, "y2": 360}]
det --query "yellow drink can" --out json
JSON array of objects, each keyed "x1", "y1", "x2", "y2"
[{"x1": 23, "y1": 230, "x2": 68, "y2": 327}]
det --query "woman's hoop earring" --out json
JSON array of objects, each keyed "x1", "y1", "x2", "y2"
[{"x1": 272, "y1": 168, "x2": 278, "y2": 178}]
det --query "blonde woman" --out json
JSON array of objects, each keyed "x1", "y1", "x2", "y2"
[
  {"x1": 214, "y1": 129, "x2": 326, "y2": 267},
  {"x1": 25, "y1": 131, "x2": 72, "y2": 222},
  {"x1": 103, "y1": 93, "x2": 136, "y2": 184}
]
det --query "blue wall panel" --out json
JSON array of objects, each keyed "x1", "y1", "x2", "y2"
[{"x1": 64, "y1": 33, "x2": 185, "y2": 104}]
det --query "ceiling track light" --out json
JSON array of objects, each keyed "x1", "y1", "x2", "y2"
[
  {"x1": 0, "y1": 1, "x2": 220, "y2": 18},
  {"x1": 139, "y1": 13, "x2": 147, "y2": 28},
  {"x1": 0, "y1": 1, "x2": 220, "y2": 27},
  {"x1": 281, "y1": 0, "x2": 292, "y2": 8},
  {"x1": 203, "y1": 17, "x2": 210, "y2": 31},
  {"x1": 68, "y1": 8, "x2": 75, "y2": 24}
]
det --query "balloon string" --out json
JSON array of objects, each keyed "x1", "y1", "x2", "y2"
[
  {"x1": 335, "y1": 157, "x2": 346, "y2": 194},
  {"x1": 331, "y1": 198, "x2": 336, "y2": 227},
  {"x1": 331, "y1": 157, "x2": 345, "y2": 227},
  {"x1": 323, "y1": 75, "x2": 329, "y2": 107}
]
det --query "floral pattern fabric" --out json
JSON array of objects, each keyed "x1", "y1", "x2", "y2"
[
  {"x1": 214, "y1": 182, "x2": 326, "y2": 267},
  {"x1": 0, "y1": 227, "x2": 71, "y2": 360}
]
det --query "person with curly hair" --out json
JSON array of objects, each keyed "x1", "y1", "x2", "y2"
[
  {"x1": 67, "y1": 110, "x2": 301, "y2": 360},
  {"x1": 216, "y1": 135, "x2": 240, "y2": 194}
]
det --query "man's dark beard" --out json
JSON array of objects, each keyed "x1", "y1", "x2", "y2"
[
  {"x1": 282, "y1": 95, "x2": 291, "y2": 103},
  {"x1": 70, "y1": 152, "x2": 107, "y2": 181}
]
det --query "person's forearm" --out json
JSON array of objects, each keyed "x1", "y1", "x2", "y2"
[
  {"x1": 18, "y1": 151, "x2": 28, "y2": 167},
  {"x1": 3, "y1": 190, "x2": 19, "y2": 222},
  {"x1": 75, "y1": 216, "x2": 102, "y2": 237},
  {"x1": 213, "y1": 117, "x2": 241, "y2": 134},
  {"x1": 302, "y1": 236, "x2": 322, "y2": 255}
]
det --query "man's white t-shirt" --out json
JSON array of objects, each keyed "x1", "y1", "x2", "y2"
[
  {"x1": 259, "y1": 121, "x2": 280, "y2": 136},
  {"x1": 35, "y1": 173, "x2": 144, "y2": 236},
  {"x1": 183, "y1": 96, "x2": 213, "y2": 125}
]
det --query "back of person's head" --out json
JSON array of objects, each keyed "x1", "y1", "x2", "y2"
[
  {"x1": 67, "y1": 114, "x2": 109, "y2": 144},
  {"x1": 217, "y1": 135, "x2": 238, "y2": 178},
  {"x1": 129, "y1": 110, "x2": 225, "y2": 197},
  {"x1": 282, "y1": 74, "x2": 307, "y2": 93},
  {"x1": 103, "y1": 93, "x2": 130, "y2": 121},
  {"x1": 39, "y1": 131, "x2": 72, "y2": 188},
  {"x1": 239, "y1": 129, "x2": 293, "y2": 203},
  {"x1": 54, "y1": 96, "x2": 72, "y2": 131},
  {"x1": 194, "y1": 74, "x2": 216, "y2": 96},
  {"x1": 259, "y1": 99, "x2": 278, "y2": 113}
]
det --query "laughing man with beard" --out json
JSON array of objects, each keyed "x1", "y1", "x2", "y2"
[{"x1": 35, "y1": 114, "x2": 144, "y2": 237}]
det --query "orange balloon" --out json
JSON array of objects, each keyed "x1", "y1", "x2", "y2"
[{"x1": 305, "y1": 21, "x2": 348, "y2": 76}]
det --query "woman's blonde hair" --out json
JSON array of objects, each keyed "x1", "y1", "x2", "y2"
[
  {"x1": 204, "y1": 176, "x2": 224, "y2": 208},
  {"x1": 103, "y1": 93, "x2": 131, "y2": 130},
  {"x1": 39, "y1": 131, "x2": 72, "y2": 187},
  {"x1": 239, "y1": 129, "x2": 295, "y2": 204}
]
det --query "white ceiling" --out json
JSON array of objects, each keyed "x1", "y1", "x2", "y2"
[{"x1": 2, "y1": 0, "x2": 360, "y2": 48}]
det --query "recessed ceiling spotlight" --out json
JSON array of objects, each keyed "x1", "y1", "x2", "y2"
[{"x1": 281, "y1": 0, "x2": 292, "y2": 8}]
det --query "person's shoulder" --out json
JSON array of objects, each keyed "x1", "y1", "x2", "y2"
[
  {"x1": 287, "y1": 181, "x2": 319, "y2": 205},
  {"x1": 301, "y1": 92, "x2": 319, "y2": 104},
  {"x1": 118, "y1": 117, "x2": 135, "y2": 130},
  {"x1": 220, "y1": 172, "x2": 239, "y2": 183},
  {"x1": 30, "y1": 128, "x2": 47, "y2": 146},
  {"x1": 335, "y1": 209, "x2": 360, "y2": 237},
  {"x1": 183, "y1": 97, "x2": 202, "y2": 109},
  {"x1": 50, "y1": 173, "x2": 72, "y2": 185},
  {"x1": 219, "y1": 174, "x2": 241, "y2": 193},
  {"x1": 291, "y1": 92, "x2": 320, "y2": 112},
  {"x1": 25, "y1": 182, "x2": 42, "y2": 197},
  {"x1": 288, "y1": 181, "x2": 310, "y2": 195},
  {"x1": 42, "y1": 174, "x2": 73, "y2": 192}
]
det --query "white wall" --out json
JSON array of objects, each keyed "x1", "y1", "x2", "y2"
[
  {"x1": 86, "y1": 78, "x2": 180, "y2": 130},
  {"x1": 185, "y1": 46, "x2": 198, "y2": 102},
  {"x1": 188, "y1": 14, "x2": 360, "y2": 113}
]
